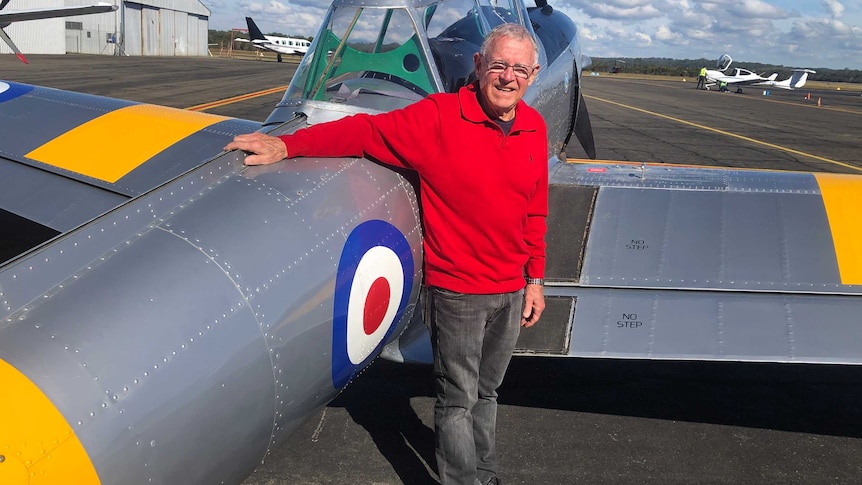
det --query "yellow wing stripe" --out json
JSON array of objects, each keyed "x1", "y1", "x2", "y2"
[
  {"x1": 815, "y1": 173, "x2": 862, "y2": 285},
  {"x1": 0, "y1": 358, "x2": 100, "y2": 484},
  {"x1": 25, "y1": 104, "x2": 229, "y2": 183}
]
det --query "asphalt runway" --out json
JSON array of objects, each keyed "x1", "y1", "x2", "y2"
[{"x1": 4, "y1": 55, "x2": 862, "y2": 484}]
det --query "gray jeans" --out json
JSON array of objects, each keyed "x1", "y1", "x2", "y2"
[{"x1": 425, "y1": 286, "x2": 523, "y2": 485}]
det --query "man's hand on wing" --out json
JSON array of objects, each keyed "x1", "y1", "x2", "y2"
[
  {"x1": 521, "y1": 283, "x2": 545, "y2": 327},
  {"x1": 224, "y1": 133, "x2": 288, "y2": 166}
]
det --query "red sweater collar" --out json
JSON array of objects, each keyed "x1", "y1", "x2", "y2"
[{"x1": 458, "y1": 82, "x2": 537, "y2": 134}]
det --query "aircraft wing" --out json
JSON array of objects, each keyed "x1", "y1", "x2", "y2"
[
  {"x1": 709, "y1": 76, "x2": 758, "y2": 85},
  {"x1": 0, "y1": 81, "x2": 260, "y2": 253},
  {"x1": 525, "y1": 161, "x2": 862, "y2": 363},
  {"x1": 0, "y1": 2, "x2": 116, "y2": 24}
]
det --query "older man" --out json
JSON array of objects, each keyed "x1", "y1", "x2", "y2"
[{"x1": 225, "y1": 23, "x2": 548, "y2": 485}]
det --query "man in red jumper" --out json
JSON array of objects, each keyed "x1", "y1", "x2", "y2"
[{"x1": 226, "y1": 23, "x2": 547, "y2": 485}]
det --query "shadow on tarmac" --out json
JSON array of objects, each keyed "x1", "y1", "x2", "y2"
[
  {"x1": 332, "y1": 363, "x2": 439, "y2": 484},
  {"x1": 500, "y1": 357, "x2": 862, "y2": 438},
  {"x1": 329, "y1": 356, "x2": 862, "y2": 477}
]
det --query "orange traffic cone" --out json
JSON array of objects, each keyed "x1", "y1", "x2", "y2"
[
  {"x1": 805, "y1": 92, "x2": 811, "y2": 100},
  {"x1": 817, "y1": 97, "x2": 821, "y2": 107}
]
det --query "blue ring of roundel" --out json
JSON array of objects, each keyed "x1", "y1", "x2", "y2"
[
  {"x1": 331, "y1": 219, "x2": 414, "y2": 389},
  {"x1": 0, "y1": 81, "x2": 34, "y2": 103}
]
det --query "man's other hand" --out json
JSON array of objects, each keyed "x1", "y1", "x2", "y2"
[{"x1": 521, "y1": 283, "x2": 545, "y2": 327}]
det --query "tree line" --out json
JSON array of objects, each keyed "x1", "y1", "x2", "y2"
[{"x1": 589, "y1": 57, "x2": 862, "y2": 84}]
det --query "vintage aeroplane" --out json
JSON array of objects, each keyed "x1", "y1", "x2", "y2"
[
  {"x1": 705, "y1": 54, "x2": 814, "y2": 93},
  {"x1": 0, "y1": 0, "x2": 118, "y2": 64},
  {"x1": 0, "y1": 0, "x2": 860, "y2": 483},
  {"x1": 235, "y1": 16, "x2": 311, "y2": 62}
]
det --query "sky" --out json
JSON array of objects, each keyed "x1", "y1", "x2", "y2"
[{"x1": 204, "y1": 0, "x2": 862, "y2": 70}]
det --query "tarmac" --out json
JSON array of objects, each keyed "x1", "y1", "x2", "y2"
[{"x1": 3, "y1": 55, "x2": 862, "y2": 484}]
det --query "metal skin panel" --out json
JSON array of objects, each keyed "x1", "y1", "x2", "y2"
[
  {"x1": 550, "y1": 286, "x2": 862, "y2": 364},
  {"x1": 0, "y1": 143, "x2": 422, "y2": 482},
  {"x1": 0, "y1": 230, "x2": 275, "y2": 485}
]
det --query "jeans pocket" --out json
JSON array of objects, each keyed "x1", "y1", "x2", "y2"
[{"x1": 432, "y1": 286, "x2": 467, "y2": 299}]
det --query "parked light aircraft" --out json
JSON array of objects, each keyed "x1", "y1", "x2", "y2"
[
  {"x1": 236, "y1": 16, "x2": 311, "y2": 62},
  {"x1": 705, "y1": 54, "x2": 815, "y2": 93},
  {"x1": 0, "y1": 0, "x2": 860, "y2": 483},
  {"x1": 0, "y1": 0, "x2": 117, "y2": 64}
]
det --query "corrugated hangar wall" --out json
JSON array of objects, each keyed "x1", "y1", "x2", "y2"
[{"x1": 0, "y1": 0, "x2": 209, "y2": 57}]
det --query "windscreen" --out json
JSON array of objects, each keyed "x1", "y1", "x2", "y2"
[{"x1": 284, "y1": 6, "x2": 438, "y2": 109}]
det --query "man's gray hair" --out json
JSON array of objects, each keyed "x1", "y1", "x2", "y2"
[{"x1": 480, "y1": 23, "x2": 540, "y2": 66}]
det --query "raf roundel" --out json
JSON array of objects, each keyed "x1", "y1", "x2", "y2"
[{"x1": 332, "y1": 220, "x2": 414, "y2": 388}]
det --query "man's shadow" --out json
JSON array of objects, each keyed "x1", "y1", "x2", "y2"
[{"x1": 332, "y1": 360, "x2": 439, "y2": 484}]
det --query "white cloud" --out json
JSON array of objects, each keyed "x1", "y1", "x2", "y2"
[
  {"x1": 556, "y1": 0, "x2": 862, "y2": 68},
  {"x1": 635, "y1": 32, "x2": 652, "y2": 45},
  {"x1": 823, "y1": 0, "x2": 844, "y2": 19}
]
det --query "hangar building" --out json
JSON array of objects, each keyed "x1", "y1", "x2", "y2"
[{"x1": 0, "y1": 0, "x2": 210, "y2": 57}]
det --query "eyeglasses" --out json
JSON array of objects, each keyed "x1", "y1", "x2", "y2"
[{"x1": 482, "y1": 56, "x2": 535, "y2": 79}]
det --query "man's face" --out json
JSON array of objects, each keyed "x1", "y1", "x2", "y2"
[{"x1": 473, "y1": 36, "x2": 539, "y2": 121}]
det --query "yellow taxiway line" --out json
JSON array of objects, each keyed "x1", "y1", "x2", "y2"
[
  {"x1": 185, "y1": 85, "x2": 289, "y2": 112},
  {"x1": 585, "y1": 94, "x2": 862, "y2": 173}
]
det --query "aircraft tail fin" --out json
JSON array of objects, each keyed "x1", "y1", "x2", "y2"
[
  {"x1": 771, "y1": 69, "x2": 816, "y2": 90},
  {"x1": 245, "y1": 17, "x2": 267, "y2": 42},
  {"x1": 766, "y1": 73, "x2": 778, "y2": 81}
]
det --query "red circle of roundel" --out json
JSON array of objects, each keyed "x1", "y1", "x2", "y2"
[{"x1": 364, "y1": 277, "x2": 391, "y2": 335}]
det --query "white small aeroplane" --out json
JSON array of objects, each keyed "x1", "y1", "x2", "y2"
[
  {"x1": 236, "y1": 16, "x2": 310, "y2": 62},
  {"x1": 705, "y1": 54, "x2": 815, "y2": 93},
  {"x1": 0, "y1": 0, "x2": 117, "y2": 64}
]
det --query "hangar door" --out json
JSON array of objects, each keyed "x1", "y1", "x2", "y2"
[
  {"x1": 141, "y1": 5, "x2": 159, "y2": 55},
  {"x1": 124, "y1": 3, "x2": 203, "y2": 56},
  {"x1": 124, "y1": 3, "x2": 142, "y2": 56},
  {"x1": 123, "y1": 3, "x2": 159, "y2": 55}
]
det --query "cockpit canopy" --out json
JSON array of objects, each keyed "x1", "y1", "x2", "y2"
[{"x1": 279, "y1": 0, "x2": 535, "y2": 112}]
